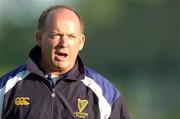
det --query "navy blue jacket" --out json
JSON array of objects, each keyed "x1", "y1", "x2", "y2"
[{"x1": 0, "y1": 46, "x2": 130, "y2": 119}]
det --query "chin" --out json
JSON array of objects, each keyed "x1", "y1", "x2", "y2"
[{"x1": 56, "y1": 63, "x2": 69, "y2": 70}]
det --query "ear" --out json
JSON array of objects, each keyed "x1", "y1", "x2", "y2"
[
  {"x1": 35, "y1": 31, "x2": 42, "y2": 46},
  {"x1": 79, "y1": 34, "x2": 85, "y2": 51}
]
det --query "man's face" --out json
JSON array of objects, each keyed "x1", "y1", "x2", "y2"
[{"x1": 36, "y1": 9, "x2": 85, "y2": 75}]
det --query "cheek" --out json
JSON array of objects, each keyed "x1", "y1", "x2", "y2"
[
  {"x1": 44, "y1": 39, "x2": 56, "y2": 48},
  {"x1": 70, "y1": 45, "x2": 81, "y2": 56},
  {"x1": 41, "y1": 40, "x2": 54, "y2": 55},
  {"x1": 70, "y1": 40, "x2": 82, "y2": 50}
]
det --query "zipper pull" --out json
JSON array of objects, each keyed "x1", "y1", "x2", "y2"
[{"x1": 51, "y1": 89, "x2": 56, "y2": 98}]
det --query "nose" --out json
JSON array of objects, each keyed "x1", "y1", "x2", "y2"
[{"x1": 59, "y1": 35, "x2": 68, "y2": 48}]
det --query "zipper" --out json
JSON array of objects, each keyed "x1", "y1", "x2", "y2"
[
  {"x1": 38, "y1": 74, "x2": 56, "y2": 119},
  {"x1": 42, "y1": 75, "x2": 76, "y2": 118},
  {"x1": 44, "y1": 74, "x2": 56, "y2": 119},
  {"x1": 51, "y1": 88, "x2": 56, "y2": 119}
]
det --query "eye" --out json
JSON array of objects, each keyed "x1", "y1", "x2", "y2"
[
  {"x1": 49, "y1": 33, "x2": 60, "y2": 39},
  {"x1": 68, "y1": 34, "x2": 77, "y2": 39}
]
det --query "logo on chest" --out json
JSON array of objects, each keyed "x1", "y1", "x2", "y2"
[
  {"x1": 74, "y1": 98, "x2": 88, "y2": 118},
  {"x1": 15, "y1": 97, "x2": 30, "y2": 106}
]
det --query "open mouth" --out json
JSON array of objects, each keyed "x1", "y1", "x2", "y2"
[
  {"x1": 55, "y1": 52, "x2": 68, "y2": 61},
  {"x1": 58, "y1": 52, "x2": 67, "y2": 57}
]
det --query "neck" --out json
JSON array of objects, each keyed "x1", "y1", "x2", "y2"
[{"x1": 39, "y1": 60, "x2": 68, "y2": 76}]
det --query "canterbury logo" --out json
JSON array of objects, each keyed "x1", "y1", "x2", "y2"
[
  {"x1": 15, "y1": 97, "x2": 30, "y2": 106},
  {"x1": 78, "y1": 98, "x2": 88, "y2": 112}
]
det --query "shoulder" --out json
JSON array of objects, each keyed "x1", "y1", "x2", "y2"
[
  {"x1": 0, "y1": 64, "x2": 28, "y2": 89},
  {"x1": 83, "y1": 66, "x2": 121, "y2": 106}
]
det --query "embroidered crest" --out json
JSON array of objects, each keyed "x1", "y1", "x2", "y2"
[{"x1": 74, "y1": 98, "x2": 88, "y2": 118}]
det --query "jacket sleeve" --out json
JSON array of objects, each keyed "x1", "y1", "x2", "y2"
[
  {"x1": 109, "y1": 96, "x2": 130, "y2": 119},
  {"x1": 0, "y1": 81, "x2": 5, "y2": 119}
]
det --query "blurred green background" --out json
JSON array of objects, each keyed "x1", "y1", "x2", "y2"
[{"x1": 0, "y1": 0, "x2": 180, "y2": 119}]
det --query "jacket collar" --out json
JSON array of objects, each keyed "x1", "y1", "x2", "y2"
[{"x1": 26, "y1": 46, "x2": 85, "y2": 81}]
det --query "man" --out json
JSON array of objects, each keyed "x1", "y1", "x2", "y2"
[{"x1": 0, "y1": 5, "x2": 130, "y2": 119}]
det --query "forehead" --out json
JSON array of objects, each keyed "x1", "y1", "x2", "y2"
[{"x1": 45, "y1": 8, "x2": 81, "y2": 29}]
